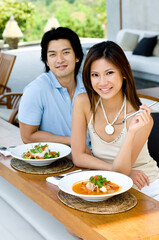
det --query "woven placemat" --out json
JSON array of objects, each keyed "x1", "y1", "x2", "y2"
[
  {"x1": 58, "y1": 190, "x2": 137, "y2": 214},
  {"x1": 10, "y1": 158, "x2": 74, "y2": 174}
]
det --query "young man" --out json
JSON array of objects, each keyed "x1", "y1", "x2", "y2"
[{"x1": 18, "y1": 27, "x2": 90, "y2": 150}]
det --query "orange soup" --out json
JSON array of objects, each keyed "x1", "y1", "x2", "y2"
[{"x1": 72, "y1": 180, "x2": 120, "y2": 195}]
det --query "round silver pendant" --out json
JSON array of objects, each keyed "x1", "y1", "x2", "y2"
[{"x1": 105, "y1": 124, "x2": 114, "y2": 135}]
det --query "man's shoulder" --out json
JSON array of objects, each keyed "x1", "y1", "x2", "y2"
[
  {"x1": 76, "y1": 73, "x2": 83, "y2": 83},
  {"x1": 33, "y1": 72, "x2": 52, "y2": 84},
  {"x1": 76, "y1": 73, "x2": 85, "y2": 90},
  {"x1": 23, "y1": 72, "x2": 53, "y2": 92}
]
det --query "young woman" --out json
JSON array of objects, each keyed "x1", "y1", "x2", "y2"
[{"x1": 71, "y1": 41, "x2": 159, "y2": 201}]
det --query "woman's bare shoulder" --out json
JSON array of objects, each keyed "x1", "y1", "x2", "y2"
[
  {"x1": 74, "y1": 93, "x2": 91, "y2": 117},
  {"x1": 75, "y1": 93, "x2": 90, "y2": 105}
]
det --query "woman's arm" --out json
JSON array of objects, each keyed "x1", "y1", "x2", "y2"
[
  {"x1": 19, "y1": 122, "x2": 71, "y2": 146},
  {"x1": 71, "y1": 94, "x2": 112, "y2": 170},
  {"x1": 112, "y1": 104, "x2": 153, "y2": 175}
]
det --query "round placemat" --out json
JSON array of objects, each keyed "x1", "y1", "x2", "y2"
[
  {"x1": 10, "y1": 158, "x2": 74, "y2": 174},
  {"x1": 58, "y1": 190, "x2": 137, "y2": 214}
]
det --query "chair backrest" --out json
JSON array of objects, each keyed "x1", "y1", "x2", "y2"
[
  {"x1": 0, "y1": 92, "x2": 22, "y2": 125},
  {"x1": 0, "y1": 92, "x2": 22, "y2": 109},
  {"x1": 0, "y1": 52, "x2": 16, "y2": 95},
  {"x1": 148, "y1": 112, "x2": 159, "y2": 167},
  {"x1": 137, "y1": 90, "x2": 159, "y2": 166}
]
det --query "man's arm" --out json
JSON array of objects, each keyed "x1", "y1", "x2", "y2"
[{"x1": 19, "y1": 122, "x2": 71, "y2": 146}]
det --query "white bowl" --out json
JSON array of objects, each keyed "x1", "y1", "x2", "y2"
[
  {"x1": 58, "y1": 170, "x2": 133, "y2": 202},
  {"x1": 10, "y1": 142, "x2": 71, "y2": 166}
]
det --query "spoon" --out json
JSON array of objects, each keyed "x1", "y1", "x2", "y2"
[
  {"x1": 0, "y1": 146, "x2": 16, "y2": 151},
  {"x1": 113, "y1": 101, "x2": 158, "y2": 125}
]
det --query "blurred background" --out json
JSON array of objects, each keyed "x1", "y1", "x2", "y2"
[{"x1": 0, "y1": 0, "x2": 107, "y2": 43}]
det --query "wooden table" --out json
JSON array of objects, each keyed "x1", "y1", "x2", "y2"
[
  {"x1": 137, "y1": 87, "x2": 159, "y2": 101},
  {"x1": 0, "y1": 118, "x2": 159, "y2": 240}
]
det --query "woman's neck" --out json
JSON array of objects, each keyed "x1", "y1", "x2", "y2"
[{"x1": 101, "y1": 94, "x2": 125, "y2": 113}]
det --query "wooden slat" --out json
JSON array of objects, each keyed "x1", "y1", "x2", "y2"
[{"x1": 0, "y1": 52, "x2": 16, "y2": 95}]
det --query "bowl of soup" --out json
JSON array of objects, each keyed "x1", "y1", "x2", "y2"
[{"x1": 58, "y1": 170, "x2": 133, "y2": 202}]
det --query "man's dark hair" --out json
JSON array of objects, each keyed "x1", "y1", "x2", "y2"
[{"x1": 41, "y1": 27, "x2": 83, "y2": 78}]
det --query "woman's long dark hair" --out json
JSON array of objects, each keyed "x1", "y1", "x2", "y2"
[{"x1": 82, "y1": 41, "x2": 141, "y2": 114}]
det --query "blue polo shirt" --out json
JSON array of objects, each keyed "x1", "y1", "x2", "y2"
[{"x1": 18, "y1": 71, "x2": 90, "y2": 146}]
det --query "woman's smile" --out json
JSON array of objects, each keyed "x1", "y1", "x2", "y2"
[
  {"x1": 99, "y1": 87, "x2": 113, "y2": 94},
  {"x1": 90, "y1": 58, "x2": 123, "y2": 98}
]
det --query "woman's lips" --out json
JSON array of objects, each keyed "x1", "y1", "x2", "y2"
[{"x1": 100, "y1": 87, "x2": 112, "y2": 93}]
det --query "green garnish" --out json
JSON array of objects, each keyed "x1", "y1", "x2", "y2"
[
  {"x1": 29, "y1": 143, "x2": 48, "y2": 154},
  {"x1": 89, "y1": 175, "x2": 107, "y2": 187},
  {"x1": 23, "y1": 143, "x2": 60, "y2": 159}
]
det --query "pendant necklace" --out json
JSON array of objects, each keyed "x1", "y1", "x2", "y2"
[{"x1": 100, "y1": 95, "x2": 126, "y2": 135}]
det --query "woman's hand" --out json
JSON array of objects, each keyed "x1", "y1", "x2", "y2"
[
  {"x1": 128, "y1": 104, "x2": 152, "y2": 134},
  {"x1": 129, "y1": 169, "x2": 149, "y2": 190}
]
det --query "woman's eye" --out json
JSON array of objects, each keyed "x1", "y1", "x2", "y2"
[
  {"x1": 107, "y1": 71, "x2": 113, "y2": 75},
  {"x1": 91, "y1": 73, "x2": 99, "y2": 77}
]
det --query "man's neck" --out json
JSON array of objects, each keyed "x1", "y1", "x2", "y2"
[{"x1": 57, "y1": 74, "x2": 77, "y2": 101}]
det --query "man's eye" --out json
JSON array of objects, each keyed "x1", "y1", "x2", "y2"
[
  {"x1": 49, "y1": 53, "x2": 55, "y2": 57},
  {"x1": 63, "y1": 51, "x2": 70, "y2": 55}
]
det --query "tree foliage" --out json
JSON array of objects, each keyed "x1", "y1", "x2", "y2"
[
  {"x1": 28, "y1": 0, "x2": 106, "y2": 40},
  {"x1": 0, "y1": 0, "x2": 106, "y2": 41},
  {"x1": 0, "y1": 0, "x2": 35, "y2": 39}
]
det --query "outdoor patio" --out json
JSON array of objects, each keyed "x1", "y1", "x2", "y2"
[
  {"x1": 0, "y1": 1, "x2": 159, "y2": 239},
  {"x1": 3, "y1": 40, "x2": 159, "y2": 94}
]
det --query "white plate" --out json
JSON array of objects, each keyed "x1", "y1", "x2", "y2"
[
  {"x1": 58, "y1": 170, "x2": 133, "y2": 202},
  {"x1": 10, "y1": 142, "x2": 71, "y2": 166}
]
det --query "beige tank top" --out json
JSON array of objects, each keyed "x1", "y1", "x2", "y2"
[{"x1": 88, "y1": 98, "x2": 159, "y2": 184}]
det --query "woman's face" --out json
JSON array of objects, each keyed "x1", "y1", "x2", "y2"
[{"x1": 90, "y1": 58, "x2": 123, "y2": 99}]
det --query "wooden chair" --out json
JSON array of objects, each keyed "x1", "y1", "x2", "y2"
[
  {"x1": 0, "y1": 52, "x2": 16, "y2": 107},
  {"x1": 0, "y1": 92, "x2": 22, "y2": 125}
]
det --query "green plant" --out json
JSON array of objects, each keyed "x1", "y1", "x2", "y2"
[
  {"x1": 0, "y1": 0, "x2": 35, "y2": 39},
  {"x1": 0, "y1": 0, "x2": 107, "y2": 42}
]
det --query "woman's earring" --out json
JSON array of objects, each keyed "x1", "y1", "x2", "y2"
[{"x1": 122, "y1": 77, "x2": 127, "y2": 91}]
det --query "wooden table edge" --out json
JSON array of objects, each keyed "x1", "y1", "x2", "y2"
[{"x1": 1, "y1": 156, "x2": 159, "y2": 240}]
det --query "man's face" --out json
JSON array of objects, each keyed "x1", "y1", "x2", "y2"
[{"x1": 46, "y1": 39, "x2": 79, "y2": 80}]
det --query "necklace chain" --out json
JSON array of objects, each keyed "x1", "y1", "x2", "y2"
[{"x1": 100, "y1": 96, "x2": 126, "y2": 135}]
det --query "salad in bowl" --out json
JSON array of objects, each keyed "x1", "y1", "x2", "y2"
[
  {"x1": 10, "y1": 142, "x2": 71, "y2": 166},
  {"x1": 23, "y1": 143, "x2": 60, "y2": 159}
]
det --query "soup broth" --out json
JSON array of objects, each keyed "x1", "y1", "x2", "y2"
[{"x1": 72, "y1": 180, "x2": 120, "y2": 195}]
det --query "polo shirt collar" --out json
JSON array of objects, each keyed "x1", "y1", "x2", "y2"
[
  {"x1": 48, "y1": 70, "x2": 62, "y2": 89},
  {"x1": 48, "y1": 70, "x2": 85, "y2": 91}
]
